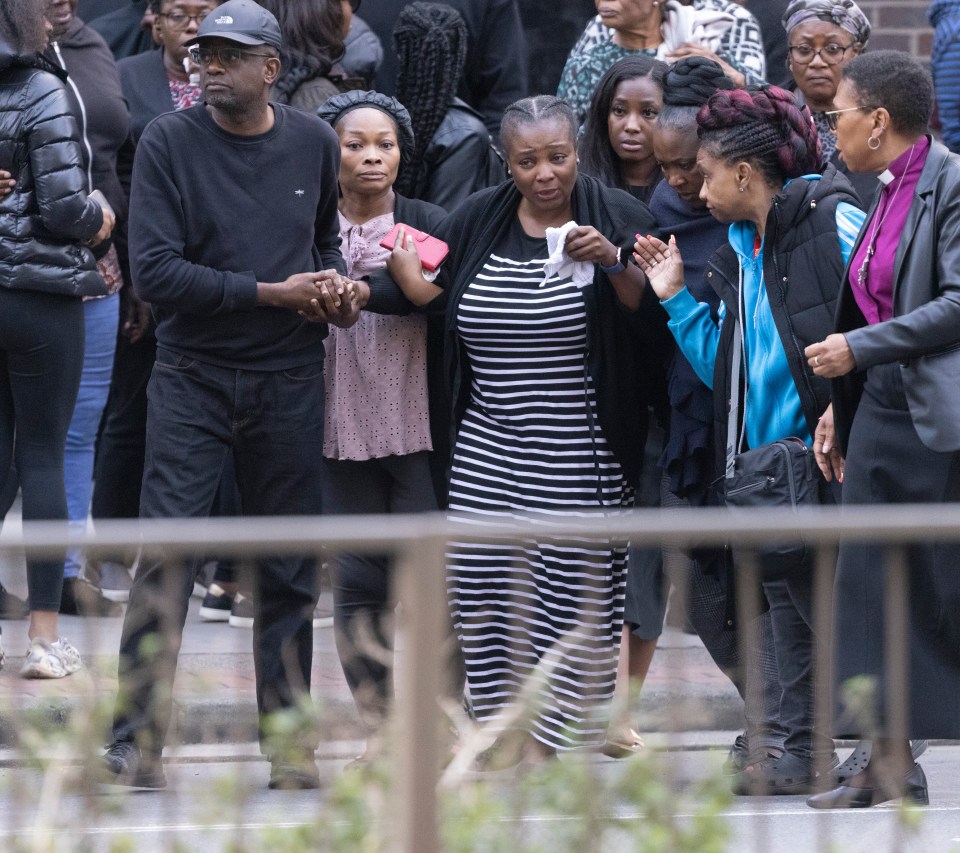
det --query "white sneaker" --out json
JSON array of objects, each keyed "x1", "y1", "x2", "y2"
[{"x1": 20, "y1": 637, "x2": 82, "y2": 679}]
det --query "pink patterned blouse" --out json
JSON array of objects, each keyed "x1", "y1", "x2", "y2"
[{"x1": 322, "y1": 211, "x2": 432, "y2": 460}]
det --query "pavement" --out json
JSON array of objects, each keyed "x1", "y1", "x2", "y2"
[
  {"x1": 0, "y1": 504, "x2": 744, "y2": 749},
  {"x1": 0, "y1": 591, "x2": 741, "y2": 748},
  {"x1": 0, "y1": 578, "x2": 743, "y2": 749}
]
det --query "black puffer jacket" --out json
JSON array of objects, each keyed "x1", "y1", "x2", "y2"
[{"x1": 0, "y1": 42, "x2": 105, "y2": 297}]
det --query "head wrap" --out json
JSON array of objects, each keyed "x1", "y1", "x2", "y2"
[
  {"x1": 782, "y1": 0, "x2": 871, "y2": 45},
  {"x1": 316, "y1": 90, "x2": 416, "y2": 167}
]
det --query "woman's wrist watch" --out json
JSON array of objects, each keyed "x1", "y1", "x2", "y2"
[{"x1": 599, "y1": 246, "x2": 626, "y2": 275}]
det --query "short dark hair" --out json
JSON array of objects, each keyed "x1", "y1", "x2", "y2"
[
  {"x1": 842, "y1": 50, "x2": 933, "y2": 138},
  {"x1": 578, "y1": 56, "x2": 667, "y2": 191},
  {"x1": 0, "y1": 0, "x2": 46, "y2": 54},
  {"x1": 697, "y1": 85, "x2": 822, "y2": 186},
  {"x1": 500, "y1": 95, "x2": 579, "y2": 156}
]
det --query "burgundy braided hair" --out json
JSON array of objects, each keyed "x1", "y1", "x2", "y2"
[{"x1": 696, "y1": 86, "x2": 823, "y2": 185}]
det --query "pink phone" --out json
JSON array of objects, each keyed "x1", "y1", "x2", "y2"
[{"x1": 380, "y1": 223, "x2": 449, "y2": 272}]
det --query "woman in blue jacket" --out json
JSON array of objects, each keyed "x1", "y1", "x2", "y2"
[{"x1": 634, "y1": 85, "x2": 864, "y2": 794}]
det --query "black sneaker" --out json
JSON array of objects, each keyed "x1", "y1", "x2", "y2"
[
  {"x1": 59, "y1": 578, "x2": 123, "y2": 617},
  {"x1": 100, "y1": 741, "x2": 167, "y2": 789},
  {"x1": 268, "y1": 757, "x2": 320, "y2": 790},
  {"x1": 0, "y1": 584, "x2": 29, "y2": 620},
  {"x1": 198, "y1": 584, "x2": 234, "y2": 622},
  {"x1": 228, "y1": 593, "x2": 254, "y2": 629}
]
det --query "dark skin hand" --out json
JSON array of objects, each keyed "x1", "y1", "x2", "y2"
[
  {"x1": 120, "y1": 287, "x2": 152, "y2": 344},
  {"x1": 296, "y1": 272, "x2": 365, "y2": 328}
]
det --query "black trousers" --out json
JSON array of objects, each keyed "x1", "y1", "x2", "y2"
[
  {"x1": 322, "y1": 451, "x2": 437, "y2": 730},
  {"x1": 111, "y1": 349, "x2": 325, "y2": 756},
  {"x1": 835, "y1": 361, "x2": 960, "y2": 739}
]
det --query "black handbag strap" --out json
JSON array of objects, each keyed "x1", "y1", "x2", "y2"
[{"x1": 725, "y1": 283, "x2": 748, "y2": 480}]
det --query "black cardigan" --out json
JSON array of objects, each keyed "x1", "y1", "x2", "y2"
[{"x1": 433, "y1": 175, "x2": 667, "y2": 488}]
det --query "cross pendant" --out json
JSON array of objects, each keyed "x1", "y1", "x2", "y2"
[{"x1": 857, "y1": 245, "x2": 874, "y2": 287}]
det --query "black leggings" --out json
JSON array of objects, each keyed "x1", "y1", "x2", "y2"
[
  {"x1": 321, "y1": 451, "x2": 438, "y2": 730},
  {"x1": 0, "y1": 288, "x2": 84, "y2": 611}
]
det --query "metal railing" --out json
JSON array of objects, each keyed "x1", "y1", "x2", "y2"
[{"x1": 2, "y1": 503, "x2": 958, "y2": 851}]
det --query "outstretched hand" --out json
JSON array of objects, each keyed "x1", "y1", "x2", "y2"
[{"x1": 632, "y1": 234, "x2": 685, "y2": 301}]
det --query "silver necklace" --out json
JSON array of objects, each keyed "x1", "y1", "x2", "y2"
[{"x1": 857, "y1": 143, "x2": 917, "y2": 288}]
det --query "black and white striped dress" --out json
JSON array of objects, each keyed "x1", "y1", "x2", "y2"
[{"x1": 447, "y1": 221, "x2": 628, "y2": 750}]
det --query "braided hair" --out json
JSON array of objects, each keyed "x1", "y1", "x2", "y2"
[
  {"x1": 500, "y1": 95, "x2": 579, "y2": 157},
  {"x1": 393, "y1": 2, "x2": 468, "y2": 198},
  {"x1": 657, "y1": 56, "x2": 734, "y2": 134},
  {"x1": 696, "y1": 86, "x2": 823, "y2": 186},
  {"x1": 257, "y1": 0, "x2": 344, "y2": 105},
  {"x1": 578, "y1": 56, "x2": 667, "y2": 192},
  {"x1": 0, "y1": 0, "x2": 46, "y2": 54}
]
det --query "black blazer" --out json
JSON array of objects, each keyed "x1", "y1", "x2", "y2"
[
  {"x1": 117, "y1": 48, "x2": 175, "y2": 143},
  {"x1": 834, "y1": 138, "x2": 960, "y2": 454}
]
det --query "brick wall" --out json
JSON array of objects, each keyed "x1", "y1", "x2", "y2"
[{"x1": 859, "y1": 1, "x2": 935, "y2": 60}]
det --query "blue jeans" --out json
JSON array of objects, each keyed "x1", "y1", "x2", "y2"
[
  {"x1": 111, "y1": 348, "x2": 326, "y2": 756},
  {"x1": 64, "y1": 294, "x2": 119, "y2": 578}
]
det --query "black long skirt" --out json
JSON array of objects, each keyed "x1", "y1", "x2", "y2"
[{"x1": 834, "y1": 362, "x2": 960, "y2": 739}]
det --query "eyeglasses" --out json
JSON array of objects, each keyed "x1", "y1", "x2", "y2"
[
  {"x1": 788, "y1": 43, "x2": 855, "y2": 65},
  {"x1": 188, "y1": 46, "x2": 275, "y2": 67},
  {"x1": 823, "y1": 105, "x2": 877, "y2": 132},
  {"x1": 160, "y1": 11, "x2": 209, "y2": 30}
]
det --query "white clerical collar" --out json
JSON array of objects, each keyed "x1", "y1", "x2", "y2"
[{"x1": 877, "y1": 169, "x2": 895, "y2": 186}]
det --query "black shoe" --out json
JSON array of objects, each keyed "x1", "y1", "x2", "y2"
[
  {"x1": 99, "y1": 741, "x2": 167, "y2": 789},
  {"x1": 268, "y1": 757, "x2": 320, "y2": 790},
  {"x1": 0, "y1": 584, "x2": 29, "y2": 620},
  {"x1": 59, "y1": 578, "x2": 123, "y2": 617},
  {"x1": 807, "y1": 762, "x2": 929, "y2": 809},
  {"x1": 722, "y1": 733, "x2": 751, "y2": 775},
  {"x1": 833, "y1": 739, "x2": 929, "y2": 785},
  {"x1": 732, "y1": 749, "x2": 837, "y2": 796},
  {"x1": 198, "y1": 584, "x2": 234, "y2": 622}
]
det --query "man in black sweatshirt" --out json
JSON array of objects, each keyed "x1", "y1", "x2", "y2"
[{"x1": 99, "y1": 0, "x2": 359, "y2": 792}]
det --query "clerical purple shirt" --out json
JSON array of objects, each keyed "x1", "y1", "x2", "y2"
[{"x1": 850, "y1": 136, "x2": 931, "y2": 325}]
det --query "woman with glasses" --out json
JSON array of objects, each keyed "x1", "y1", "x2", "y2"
[
  {"x1": 805, "y1": 50, "x2": 960, "y2": 810},
  {"x1": 118, "y1": 1, "x2": 222, "y2": 142},
  {"x1": 781, "y1": 0, "x2": 876, "y2": 203}
]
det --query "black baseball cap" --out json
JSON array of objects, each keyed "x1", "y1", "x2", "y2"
[{"x1": 184, "y1": 0, "x2": 282, "y2": 50}]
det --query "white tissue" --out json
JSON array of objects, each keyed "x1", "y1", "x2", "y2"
[{"x1": 542, "y1": 220, "x2": 594, "y2": 289}]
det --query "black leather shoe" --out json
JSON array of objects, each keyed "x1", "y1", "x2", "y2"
[
  {"x1": 100, "y1": 741, "x2": 167, "y2": 789},
  {"x1": 807, "y1": 762, "x2": 928, "y2": 809}
]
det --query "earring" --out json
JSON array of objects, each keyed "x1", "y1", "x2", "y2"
[
  {"x1": 867, "y1": 135, "x2": 881, "y2": 151},
  {"x1": 738, "y1": 185, "x2": 745, "y2": 192}
]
